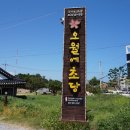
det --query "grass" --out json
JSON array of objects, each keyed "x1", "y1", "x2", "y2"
[
  {"x1": 87, "y1": 94, "x2": 130, "y2": 129},
  {"x1": 0, "y1": 94, "x2": 130, "y2": 130},
  {"x1": 0, "y1": 95, "x2": 61, "y2": 129}
]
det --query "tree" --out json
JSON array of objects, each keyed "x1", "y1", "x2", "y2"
[
  {"x1": 16, "y1": 73, "x2": 48, "y2": 91},
  {"x1": 48, "y1": 79, "x2": 62, "y2": 95},
  {"x1": 108, "y1": 66, "x2": 127, "y2": 88},
  {"x1": 89, "y1": 77, "x2": 100, "y2": 87},
  {"x1": 16, "y1": 73, "x2": 62, "y2": 94},
  {"x1": 86, "y1": 77, "x2": 100, "y2": 94}
]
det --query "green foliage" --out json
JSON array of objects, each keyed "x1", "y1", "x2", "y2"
[
  {"x1": 89, "y1": 77, "x2": 100, "y2": 87},
  {"x1": 0, "y1": 94, "x2": 130, "y2": 130},
  {"x1": 97, "y1": 106, "x2": 130, "y2": 130},
  {"x1": 108, "y1": 66, "x2": 127, "y2": 87},
  {"x1": 48, "y1": 79, "x2": 62, "y2": 95},
  {"x1": 0, "y1": 95, "x2": 89, "y2": 129},
  {"x1": 86, "y1": 84, "x2": 101, "y2": 94},
  {"x1": 0, "y1": 97, "x2": 3, "y2": 112},
  {"x1": 17, "y1": 73, "x2": 48, "y2": 91},
  {"x1": 16, "y1": 73, "x2": 62, "y2": 92},
  {"x1": 108, "y1": 68, "x2": 119, "y2": 81},
  {"x1": 41, "y1": 107, "x2": 89, "y2": 130},
  {"x1": 86, "y1": 77, "x2": 100, "y2": 94},
  {"x1": 87, "y1": 94, "x2": 130, "y2": 129}
]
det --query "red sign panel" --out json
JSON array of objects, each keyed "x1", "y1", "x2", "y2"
[{"x1": 62, "y1": 8, "x2": 86, "y2": 121}]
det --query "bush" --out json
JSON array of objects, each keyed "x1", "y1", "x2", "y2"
[
  {"x1": 97, "y1": 106, "x2": 130, "y2": 130},
  {"x1": 0, "y1": 95, "x2": 130, "y2": 130},
  {"x1": 86, "y1": 85, "x2": 101, "y2": 94}
]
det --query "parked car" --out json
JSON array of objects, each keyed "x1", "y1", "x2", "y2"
[{"x1": 36, "y1": 88, "x2": 51, "y2": 95}]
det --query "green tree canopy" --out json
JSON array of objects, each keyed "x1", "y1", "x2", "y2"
[
  {"x1": 108, "y1": 66, "x2": 127, "y2": 81},
  {"x1": 108, "y1": 66, "x2": 127, "y2": 88},
  {"x1": 86, "y1": 77, "x2": 100, "y2": 94},
  {"x1": 48, "y1": 79, "x2": 62, "y2": 95},
  {"x1": 89, "y1": 77, "x2": 100, "y2": 87},
  {"x1": 16, "y1": 73, "x2": 61, "y2": 93}
]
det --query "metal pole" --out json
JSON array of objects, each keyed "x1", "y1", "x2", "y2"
[{"x1": 99, "y1": 61, "x2": 102, "y2": 89}]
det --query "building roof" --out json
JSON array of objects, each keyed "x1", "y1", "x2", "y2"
[
  {"x1": 0, "y1": 79, "x2": 26, "y2": 86},
  {"x1": 0, "y1": 67, "x2": 26, "y2": 87}
]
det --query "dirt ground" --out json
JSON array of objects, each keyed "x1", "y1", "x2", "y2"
[
  {"x1": 0, "y1": 122, "x2": 33, "y2": 130},
  {"x1": 0, "y1": 122, "x2": 45, "y2": 130}
]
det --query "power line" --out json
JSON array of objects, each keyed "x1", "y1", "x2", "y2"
[
  {"x1": 6, "y1": 64, "x2": 62, "y2": 72},
  {"x1": 0, "y1": 51, "x2": 62, "y2": 59},
  {"x1": 88, "y1": 44, "x2": 127, "y2": 51},
  {"x1": 0, "y1": 42, "x2": 126, "y2": 54},
  {"x1": 0, "y1": 63, "x2": 108, "y2": 74},
  {"x1": 0, "y1": 44, "x2": 127, "y2": 59},
  {"x1": 0, "y1": 12, "x2": 57, "y2": 31}
]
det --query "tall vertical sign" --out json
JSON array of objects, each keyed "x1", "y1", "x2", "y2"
[{"x1": 62, "y1": 8, "x2": 86, "y2": 121}]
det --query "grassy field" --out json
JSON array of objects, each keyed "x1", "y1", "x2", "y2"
[{"x1": 0, "y1": 94, "x2": 130, "y2": 130}]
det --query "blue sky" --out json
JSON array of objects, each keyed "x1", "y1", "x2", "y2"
[{"x1": 0, "y1": 0, "x2": 130, "y2": 81}]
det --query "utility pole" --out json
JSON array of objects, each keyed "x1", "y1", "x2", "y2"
[
  {"x1": 16, "y1": 49, "x2": 18, "y2": 65},
  {"x1": 2, "y1": 63, "x2": 7, "y2": 70},
  {"x1": 99, "y1": 61, "x2": 103, "y2": 89},
  {"x1": 15, "y1": 49, "x2": 18, "y2": 75}
]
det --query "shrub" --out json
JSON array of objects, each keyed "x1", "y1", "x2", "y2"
[
  {"x1": 0, "y1": 95, "x2": 130, "y2": 130},
  {"x1": 97, "y1": 106, "x2": 130, "y2": 130},
  {"x1": 86, "y1": 85, "x2": 101, "y2": 94}
]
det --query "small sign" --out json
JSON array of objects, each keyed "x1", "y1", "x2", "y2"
[{"x1": 64, "y1": 96, "x2": 84, "y2": 106}]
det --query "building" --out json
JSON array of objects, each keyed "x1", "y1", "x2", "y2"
[
  {"x1": 120, "y1": 77, "x2": 126, "y2": 90},
  {"x1": 120, "y1": 77, "x2": 130, "y2": 91},
  {"x1": 0, "y1": 67, "x2": 26, "y2": 96}
]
